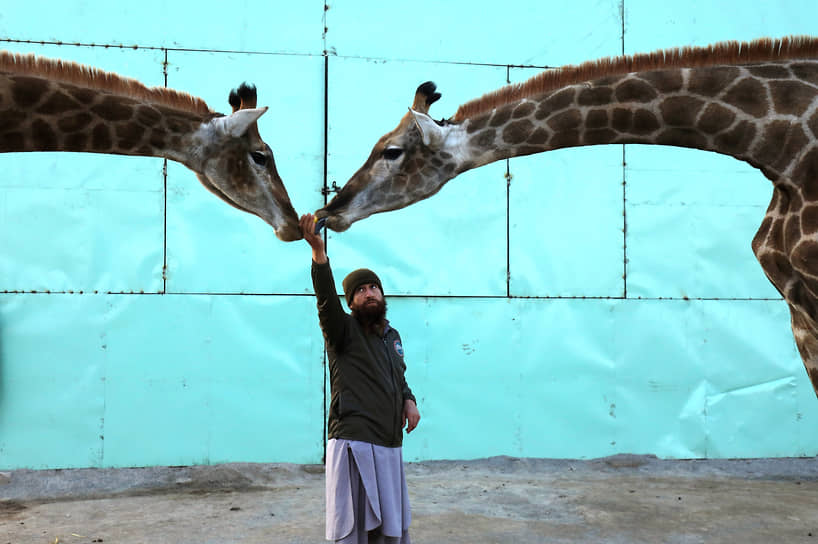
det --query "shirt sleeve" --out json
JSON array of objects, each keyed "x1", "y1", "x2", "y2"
[
  {"x1": 311, "y1": 259, "x2": 348, "y2": 350},
  {"x1": 394, "y1": 331, "x2": 416, "y2": 404}
]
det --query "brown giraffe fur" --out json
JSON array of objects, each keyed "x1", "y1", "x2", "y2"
[
  {"x1": 0, "y1": 50, "x2": 301, "y2": 241},
  {"x1": 316, "y1": 36, "x2": 818, "y2": 396}
]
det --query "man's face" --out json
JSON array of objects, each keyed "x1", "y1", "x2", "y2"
[{"x1": 350, "y1": 283, "x2": 384, "y2": 312}]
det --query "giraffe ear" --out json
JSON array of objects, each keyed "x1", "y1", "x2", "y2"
[
  {"x1": 409, "y1": 109, "x2": 446, "y2": 149},
  {"x1": 220, "y1": 107, "x2": 268, "y2": 137}
]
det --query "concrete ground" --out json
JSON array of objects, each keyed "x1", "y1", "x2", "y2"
[{"x1": 3, "y1": 454, "x2": 818, "y2": 544}]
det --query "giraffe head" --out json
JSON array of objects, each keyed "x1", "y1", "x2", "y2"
[
  {"x1": 193, "y1": 83, "x2": 301, "y2": 241},
  {"x1": 316, "y1": 82, "x2": 467, "y2": 231}
]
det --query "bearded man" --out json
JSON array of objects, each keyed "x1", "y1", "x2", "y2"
[{"x1": 299, "y1": 214, "x2": 420, "y2": 544}]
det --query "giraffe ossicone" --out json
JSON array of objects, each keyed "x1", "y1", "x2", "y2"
[
  {"x1": 316, "y1": 36, "x2": 818, "y2": 396},
  {"x1": 0, "y1": 52, "x2": 301, "y2": 241}
]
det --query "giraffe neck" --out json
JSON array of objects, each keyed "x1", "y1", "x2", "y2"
[
  {"x1": 454, "y1": 60, "x2": 818, "y2": 183},
  {"x1": 0, "y1": 72, "x2": 209, "y2": 167}
]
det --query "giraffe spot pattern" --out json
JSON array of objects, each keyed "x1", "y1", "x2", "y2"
[
  {"x1": 549, "y1": 130, "x2": 580, "y2": 148},
  {"x1": 754, "y1": 121, "x2": 792, "y2": 166},
  {"x1": 526, "y1": 127, "x2": 549, "y2": 145},
  {"x1": 714, "y1": 120, "x2": 756, "y2": 155},
  {"x1": 752, "y1": 215, "x2": 773, "y2": 254},
  {"x1": 149, "y1": 129, "x2": 167, "y2": 150},
  {"x1": 632, "y1": 110, "x2": 660, "y2": 134},
  {"x1": 11, "y1": 76, "x2": 49, "y2": 108},
  {"x1": 793, "y1": 148, "x2": 818, "y2": 188},
  {"x1": 578, "y1": 86, "x2": 614, "y2": 106},
  {"x1": 803, "y1": 205, "x2": 818, "y2": 235},
  {"x1": 637, "y1": 70, "x2": 684, "y2": 93},
  {"x1": 792, "y1": 63, "x2": 818, "y2": 85},
  {"x1": 466, "y1": 113, "x2": 490, "y2": 133},
  {"x1": 611, "y1": 108, "x2": 633, "y2": 132},
  {"x1": 115, "y1": 122, "x2": 146, "y2": 149},
  {"x1": 656, "y1": 128, "x2": 707, "y2": 148},
  {"x1": 687, "y1": 66, "x2": 740, "y2": 97},
  {"x1": 758, "y1": 250, "x2": 793, "y2": 294},
  {"x1": 660, "y1": 96, "x2": 705, "y2": 126},
  {"x1": 66, "y1": 87, "x2": 97, "y2": 105},
  {"x1": 723, "y1": 78, "x2": 769, "y2": 118},
  {"x1": 92, "y1": 123, "x2": 113, "y2": 151},
  {"x1": 792, "y1": 241, "x2": 818, "y2": 277},
  {"x1": 58, "y1": 112, "x2": 93, "y2": 133},
  {"x1": 584, "y1": 129, "x2": 618, "y2": 145},
  {"x1": 135, "y1": 105, "x2": 162, "y2": 127},
  {"x1": 31, "y1": 119, "x2": 57, "y2": 149},
  {"x1": 748, "y1": 64, "x2": 793, "y2": 79},
  {"x1": 39, "y1": 91, "x2": 81, "y2": 115},
  {"x1": 512, "y1": 101, "x2": 536, "y2": 118},
  {"x1": 785, "y1": 213, "x2": 802, "y2": 247},
  {"x1": 547, "y1": 109, "x2": 582, "y2": 132},
  {"x1": 489, "y1": 106, "x2": 513, "y2": 128},
  {"x1": 810, "y1": 110, "x2": 818, "y2": 140},
  {"x1": 770, "y1": 80, "x2": 817, "y2": 116},
  {"x1": 697, "y1": 103, "x2": 735, "y2": 134},
  {"x1": 64, "y1": 132, "x2": 88, "y2": 151},
  {"x1": 503, "y1": 119, "x2": 535, "y2": 145},
  {"x1": 535, "y1": 88, "x2": 575, "y2": 120},
  {"x1": 0, "y1": 109, "x2": 26, "y2": 130},
  {"x1": 92, "y1": 96, "x2": 135, "y2": 122},
  {"x1": 0, "y1": 131, "x2": 24, "y2": 150},
  {"x1": 585, "y1": 109, "x2": 608, "y2": 129},
  {"x1": 470, "y1": 129, "x2": 496, "y2": 148},
  {"x1": 773, "y1": 126, "x2": 809, "y2": 173},
  {"x1": 614, "y1": 79, "x2": 658, "y2": 103}
]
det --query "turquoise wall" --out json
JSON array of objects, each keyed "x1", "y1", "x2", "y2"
[{"x1": 1, "y1": 1, "x2": 817, "y2": 469}]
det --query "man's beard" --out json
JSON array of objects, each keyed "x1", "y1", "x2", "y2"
[{"x1": 352, "y1": 298, "x2": 387, "y2": 334}]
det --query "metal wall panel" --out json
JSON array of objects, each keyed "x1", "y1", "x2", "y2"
[
  {"x1": 626, "y1": 147, "x2": 779, "y2": 299},
  {"x1": 0, "y1": 295, "x2": 109, "y2": 468},
  {"x1": 624, "y1": 0, "x2": 817, "y2": 53},
  {"x1": 509, "y1": 146, "x2": 626, "y2": 297},
  {"x1": 0, "y1": 45, "x2": 166, "y2": 294},
  {"x1": 326, "y1": 57, "x2": 509, "y2": 296},
  {"x1": 164, "y1": 50, "x2": 325, "y2": 294},
  {"x1": 101, "y1": 294, "x2": 323, "y2": 467},
  {"x1": 395, "y1": 297, "x2": 815, "y2": 462},
  {"x1": 0, "y1": 1, "x2": 324, "y2": 54},
  {"x1": 0, "y1": 293, "x2": 323, "y2": 468},
  {"x1": 327, "y1": 0, "x2": 622, "y2": 66},
  {"x1": 2, "y1": 1, "x2": 818, "y2": 470}
]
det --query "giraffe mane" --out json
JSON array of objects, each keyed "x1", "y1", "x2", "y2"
[
  {"x1": 0, "y1": 50, "x2": 213, "y2": 116},
  {"x1": 452, "y1": 35, "x2": 818, "y2": 122}
]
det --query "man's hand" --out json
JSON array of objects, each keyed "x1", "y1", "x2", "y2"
[
  {"x1": 299, "y1": 213, "x2": 327, "y2": 264},
  {"x1": 403, "y1": 399, "x2": 420, "y2": 434}
]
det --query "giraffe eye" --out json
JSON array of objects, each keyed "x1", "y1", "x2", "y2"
[
  {"x1": 382, "y1": 147, "x2": 404, "y2": 161},
  {"x1": 250, "y1": 151, "x2": 267, "y2": 166}
]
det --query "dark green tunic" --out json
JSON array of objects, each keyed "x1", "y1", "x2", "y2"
[{"x1": 312, "y1": 260, "x2": 416, "y2": 448}]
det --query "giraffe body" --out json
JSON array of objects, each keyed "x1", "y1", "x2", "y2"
[
  {"x1": 316, "y1": 36, "x2": 818, "y2": 395},
  {"x1": 0, "y1": 51, "x2": 301, "y2": 241}
]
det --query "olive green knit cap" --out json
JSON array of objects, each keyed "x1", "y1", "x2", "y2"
[{"x1": 342, "y1": 268, "x2": 383, "y2": 306}]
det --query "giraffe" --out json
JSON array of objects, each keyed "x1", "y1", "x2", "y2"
[
  {"x1": 0, "y1": 50, "x2": 302, "y2": 241},
  {"x1": 315, "y1": 36, "x2": 818, "y2": 396}
]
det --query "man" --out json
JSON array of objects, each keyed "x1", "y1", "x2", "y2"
[{"x1": 300, "y1": 213, "x2": 420, "y2": 544}]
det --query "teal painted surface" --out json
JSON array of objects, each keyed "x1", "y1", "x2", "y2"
[
  {"x1": 626, "y1": 147, "x2": 779, "y2": 299},
  {"x1": 327, "y1": 0, "x2": 622, "y2": 65},
  {"x1": 0, "y1": 294, "x2": 323, "y2": 468},
  {"x1": 0, "y1": 2, "x2": 325, "y2": 54},
  {"x1": 326, "y1": 58, "x2": 510, "y2": 296},
  {"x1": 164, "y1": 50, "x2": 325, "y2": 294},
  {"x1": 2, "y1": 1, "x2": 818, "y2": 469}
]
